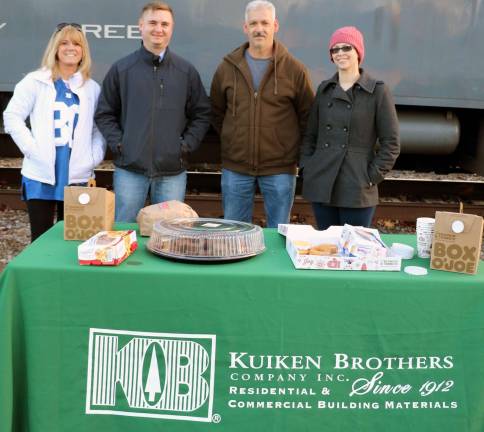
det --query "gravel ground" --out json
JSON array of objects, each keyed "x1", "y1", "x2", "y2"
[
  {"x1": 0, "y1": 208, "x2": 30, "y2": 272},
  {"x1": 0, "y1": 208, "x2": 482, "y2": 273}
]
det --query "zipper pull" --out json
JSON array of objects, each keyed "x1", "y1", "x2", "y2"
[
  {"x1": 254, "y1": 91, "x2": 258, "y2": 102},
  {"x1": 152, "y1": 57, "x2": 161, "y2": 72}
]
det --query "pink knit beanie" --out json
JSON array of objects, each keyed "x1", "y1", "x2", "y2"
[{"x1": 329, "y1": 26, "x2": 365, "y2": 64}]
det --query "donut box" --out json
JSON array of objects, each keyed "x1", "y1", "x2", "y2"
[{"x1": 279, "y1": 224, "x2": 401, "y2": 271}]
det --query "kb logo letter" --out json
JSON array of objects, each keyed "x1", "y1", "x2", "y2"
[{"x1": 86, "y1": 328, "x2": 216, "y2": 422}]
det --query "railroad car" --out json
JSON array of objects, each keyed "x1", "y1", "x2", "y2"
[{"x1": 1, "y1": 0, "x2": 483, "y2": 176}]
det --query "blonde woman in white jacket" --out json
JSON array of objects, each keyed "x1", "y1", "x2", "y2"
[{"x1": 3, "y1": 23, "x2": 105, "y2": 241}]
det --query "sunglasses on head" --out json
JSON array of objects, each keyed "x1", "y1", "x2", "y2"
[
  {"x1": 330, "y1": 45, "x2": 353, "y2": 55},
  {"x1": 56, "y1": 22, "x2": 82, "y2": 32}
]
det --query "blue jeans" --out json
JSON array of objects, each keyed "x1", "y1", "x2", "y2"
[
  {"x1": 312, "y1": 203, "x2": 376, "y2": 230},
  {"x1": 113, "y1": 167, "x2": 187, "y2": 222},
  {"x1": 221, "y1": 169, "x2": 296, "y2": 228}
]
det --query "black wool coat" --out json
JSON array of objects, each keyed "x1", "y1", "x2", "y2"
[{"x1": 300, "y1": 70, "x2": 400, "y2": 207}]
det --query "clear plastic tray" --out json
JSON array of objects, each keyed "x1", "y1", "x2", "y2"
[{"x1": 147, "y1": 218, "x2": 265, "y2": 261}]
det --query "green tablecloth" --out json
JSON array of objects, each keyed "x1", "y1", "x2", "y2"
[{"x1": 1, "y1": 223, "x2": 483, "y2": 431}]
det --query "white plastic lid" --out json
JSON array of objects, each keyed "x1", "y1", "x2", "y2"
[
  {"x1": 404, "y1": 266, "x2": 428, "y2": 276},
  {"x1": 451, "y1": 220, "x2": 465, "y2": 234},
  {"x1": 391, "y1": 243, "x2": 415, "y2": 259},
  {"x1": 147, "y1": 218, "x2": 265, "y2": 261}
]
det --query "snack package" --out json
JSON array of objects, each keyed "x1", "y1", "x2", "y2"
[
  {"x1": 78, "y1": 230, "x2": 138, "y2": 266},
  {"x1": 340, "y1": 224, "x2": 388, "y2": 258},
  {"x1": 137, "y1": 200, "x2": 198, "y2": 237}
]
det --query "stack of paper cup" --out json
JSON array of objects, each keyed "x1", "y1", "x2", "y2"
[{"x1": 416, "y1": 217, "x2": 435, "y2": 258}]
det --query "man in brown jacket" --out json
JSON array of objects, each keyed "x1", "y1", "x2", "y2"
[{"x1": 210, "y1": 0, "x2": 314, "y2": 227}]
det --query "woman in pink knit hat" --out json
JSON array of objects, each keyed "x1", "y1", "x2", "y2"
[{"x1": 300, "y1": 26, "x2": 400, "y2": 230}]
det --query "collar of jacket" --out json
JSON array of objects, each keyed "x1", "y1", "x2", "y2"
[
  {"x1": 31, "y1": 67, "x2": 84, "y2": 90},
  {"x1": 138, "y1": 43, "x2": 171, "y2": 66},
  {"x1": 321, "y1": 69, "x2": 378, "y2": 94}
]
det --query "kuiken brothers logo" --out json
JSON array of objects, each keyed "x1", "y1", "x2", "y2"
[{"x1": 86, "y1": 328, "x2": 217, "y2": 422}]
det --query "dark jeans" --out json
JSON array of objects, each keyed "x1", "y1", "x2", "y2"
[
  {"x1": 312, "y1": 203, "x2": 376, "y2": 230},
  {"x1": 26, "y1": 199, "x2": 64, "y2": 242}
]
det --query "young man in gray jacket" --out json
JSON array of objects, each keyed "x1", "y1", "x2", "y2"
[{"x1": 95, "y1": 1, "x2": 210, "y2": 222}]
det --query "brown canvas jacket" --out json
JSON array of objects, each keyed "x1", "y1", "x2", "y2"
[{"x1": 210, "y1": 41, "x2": 314, "y2": 176}]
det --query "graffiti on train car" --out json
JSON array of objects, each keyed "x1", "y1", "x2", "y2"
[{"x1": 82, "y1": 25, "x2": 141, "y2": 39}]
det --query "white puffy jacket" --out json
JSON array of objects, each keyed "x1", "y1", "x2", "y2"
[{"x1": 3, "y1": 68, "x2": 106, "y2": 185}]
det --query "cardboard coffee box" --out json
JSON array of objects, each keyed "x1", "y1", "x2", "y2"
[
  {"x1": 430, "y1": 211, "x2": 483, "y2": 275},
  {"x1": 64, "y1": 186, "x2": 115, "y2": 240}
]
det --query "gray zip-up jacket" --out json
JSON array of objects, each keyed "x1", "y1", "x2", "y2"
[{"x1": 95, "y1": 45, "x2": 210, "y2": 177}]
